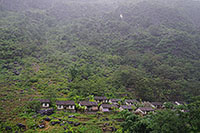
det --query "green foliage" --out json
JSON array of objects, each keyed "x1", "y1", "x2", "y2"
[
  {"x1": 88, "y1": 95, "x2": 95, "y2": 102},
  {"x1": 26, "y1": 119, "x2": 37, "y2": 129},
  {"x1": 0, "y1": 0, "x2": 200, "y2": 103},
  {"x1": 25, "y1": 100, "x2": 41, "y2": 113},
  {"x1": 75, "y1": 103, "x2": 86, "y2": 112},
  {"x1": 163, "y1": 102, "x2": 175, "y2": 109},
  {"x1": 150, "y1": 110, "x2": 189, "y2": 133},
  {"x1": 187, "y1": 96, "x2": 200, "y2": 132},
  {"x1": 76, "y1": 125, "x2": 102, "y2": 133},
  {"x1": 120, "y1": 97, "x2": 200, "y2": 133}
]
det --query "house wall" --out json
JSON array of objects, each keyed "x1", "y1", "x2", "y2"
[
  {"x1": 119, "y1": 107, "x2": 123, "y2": 111},
  {"x1": 126, "y1": 102, "x2": 132, "y2": 105},
  {"x1": 151, "y1": 104, "x2": 156, "y2": 108},
  {"x1": 175, "y1": 101, "x2": 181, "y2": 105},
  {"x1": 42, "y1": 103, "x2": 49, "y2": 108},
  {"x1": 56, "y1": 105, "x2": 75, "y2": 110},
  {"x1": 67, "y1": 105, "x2": 75, "y2": 109},
  {"x1": 104, "y1": 100, "x2": 108, "y2": 103},
  {"x1": 135, "y1": 109, "x2": 146, "y2": 115},
  {"x1": 91, "y1": 106, "x2": 98, "y2": 111},
  {"x1": 96, "y1": 100, "x2": 108, "y2": 103},
  {"x1": 57, "y1": 105, "x2": 64, "y2": 109},
  {"x1": 99, "y1": 106, "x2": 103, "y2": 111}
]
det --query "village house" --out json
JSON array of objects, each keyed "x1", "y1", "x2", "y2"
[
  {"x1": 163, "y1": 101, "x2": 186, "y2": 108},
  {"x1": 39, "y1": 99, "x2": 50, "y2": 108},
  {"x1": 135, "y1": 107, "x2": 154, "y2": 115},
  {"x1": 56, "y1": 101, "x2": 75, "y2": 112},
  {"x1": 174, "y1": 101, "x2": 186, "y2": 106},
  {"x1": 151, "y1": 102, "x2": 163, "y2": 109},
  {"x1": 94, "y1": 96, "x2": 109, "y2": 103},
  {"x1": 142, "y1": 101, "x2": 154, "y2": 107},
  {"x1": 79, "y1": 101, "x2": 98, "y2": 112},
  {"x1": 119, "y1": 105, "x2": 134, "y2": 112},
  {"x1": 125, "y1": 99, "x2": 138, "y2": 105},
  {"x1": 99, "y1": 104, "x2": 118, "y2": 112},
  {"x1": 109, "y1": 99, "x2": 121, "y2": 105}
]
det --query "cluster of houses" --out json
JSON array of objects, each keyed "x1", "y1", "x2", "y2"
[{"x1": 38, "y1": 96, "x2": 185, "y2": 115}]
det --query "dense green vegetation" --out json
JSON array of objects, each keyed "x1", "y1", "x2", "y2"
[
  {"x1": 121, "y1": 97, "x2": 200, "y2": 133},
  {"x1": 0, "y1": 0, "x2": 200, "y2": 132}
]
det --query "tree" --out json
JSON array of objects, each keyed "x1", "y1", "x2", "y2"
[
  {"x1": 187, "y1": 96, "x2": 200, "y2": 132},
  {"x1": 121, "y1": 112, "x2": 149, "y2": 133},
  {"x1": 88, "y1": 95, "x2": 95, "y2": 102},
  {"x1": 25, "y1": 100, "x2": 41, "y2": 113},
  {"x1": 150, "y1": 110, "x2": 189, "y2": 133}
]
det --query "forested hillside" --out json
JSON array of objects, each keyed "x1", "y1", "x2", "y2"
[{"x1": 0, "y1": 0, "x2": 200, "y2": 122}]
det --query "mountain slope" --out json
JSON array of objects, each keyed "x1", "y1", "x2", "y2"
[{"x1": 0, "y1": 0, "x2": 200, "y2": 113}]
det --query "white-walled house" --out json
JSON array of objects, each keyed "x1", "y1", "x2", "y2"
[
  {"x1": 109, "y1": 99, "x2": 121, "y2": 105},
  {"x1": 94, "y1": 96, "x2": 109, "y2": 103},
  {"x1": 99, "y1": 104, "x2": 118, "y2": 112},
  {"x1": 151, "y1": 102, "x2": 163, "y2": 109},
  {"x1": 79, "y1": 101, "x2": 98, "y2": 112},
  {"x1": 174, "y1": 101, "x2": 186, "y2": 106},
  {"x1": 125, "y1": 99, "x2": 138, "y2": 106},
  {"x1": 39, "y1": 99, "x2": 50, "y2": 108},
  {"x1": 119, "y1": 105, "x2": 134, "y2": 112},
  {"x1": 135, "y1": 107, "x2": 154, "y2": 115},
  {"x1": 56, "y1": 101, "x2": 75, "y2": 112}
]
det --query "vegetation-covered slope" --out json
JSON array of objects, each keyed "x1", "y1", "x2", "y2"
[{"x1": 0, "y1": 0, "x2": 200, "y2": 121}]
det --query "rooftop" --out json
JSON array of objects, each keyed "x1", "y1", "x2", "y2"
[
  {"x1": 94, "y1": 96, "x2": 108, "y2": 100},
  {"x1": 56, "y1": 101, "x2": 75, "y2": 105},
  {"x1": 39, "y1": 99, "x2": 50, "y2": 103},
  {"x1": 110, "y1": 99, "x2": 121, "y2": 102},
  {"x1": 138, "y1": 107, "x2": 154, "y2": 111},
  {"x1": 79, "y1": 101, "x2": 98, "y2": 106},
  {"x1": 101, "y1": 104, "x2": 118, "y2": 108},
  {"x1": 151, "y1": 102, "x2": 163, "y2": 106},
  {"x1": 120, "y1": 105, "x2": 133, "y2": 110},
  {"x1": 125, "y1": 99, "x2": 138, "y2": 103}
]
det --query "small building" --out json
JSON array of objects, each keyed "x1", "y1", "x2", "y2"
[
  {"x1": 99, "y1": 104, "x2": 118, "y2": 112},
  {"x1": 163, "y1": 101, "x2": 186, "y2": 108},
  {"x1": 79, "y1": 101, "x2": 98, "y2": 112},
  {"x1": 135, "y1": 107, "x2": 154, "y2": 115},
  {"x1": 56, "y1": 101, "x2": 75, "y2": 112},
  {"x1": 151, "y1": 102, "x2": 163, "y2": 109},
  {"x1": 119, "y1": 105, "x2": 134, "y2": 112},
  {"x1": 39, "y1": 99, "x2": 50, "y2": 108},
  {"x1": 109, "y1": 99, "x2": 121, "y2": 105},
  {"x1": 125, "y1": 99, "x2": 138, "y2": 105},
  {"x1": 174, "y1": 101, "x2": 186, "y2": 106},
  {"x1": 94, "y1": 96, "x2": 109, "y2": 103}
]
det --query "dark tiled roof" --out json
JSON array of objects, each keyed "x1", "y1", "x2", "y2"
[
  {"x1": 94, "y1": 96, "x2": 108, "y2": 100},
  {"x1": 120, "y1": 105, "x2": 133, "y2": 110},
  {"x1": 125, "y1": 99, "x2": 138, "y2": 103},
  {"x1": 151, "y1": 102, "x2": 163, "y2": 106},
  {"x1": 138, "y1": 107, "x2": 154, "y2": 111},
  {"x1": 79, "y1": 101, "x2": 98, "y2": 106},
  {"x1": 101, "y1": 104, "x2": 118, "y2": 108},
  {"x1": 110, "y1": 99, "x2": 121, "y2": 102},
  {"x1": 56, "y1": 101, "x2": 75, "y2": 105},
  {"x1": 39, "y1": 99, "x2": 50, "y2": 103}
]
